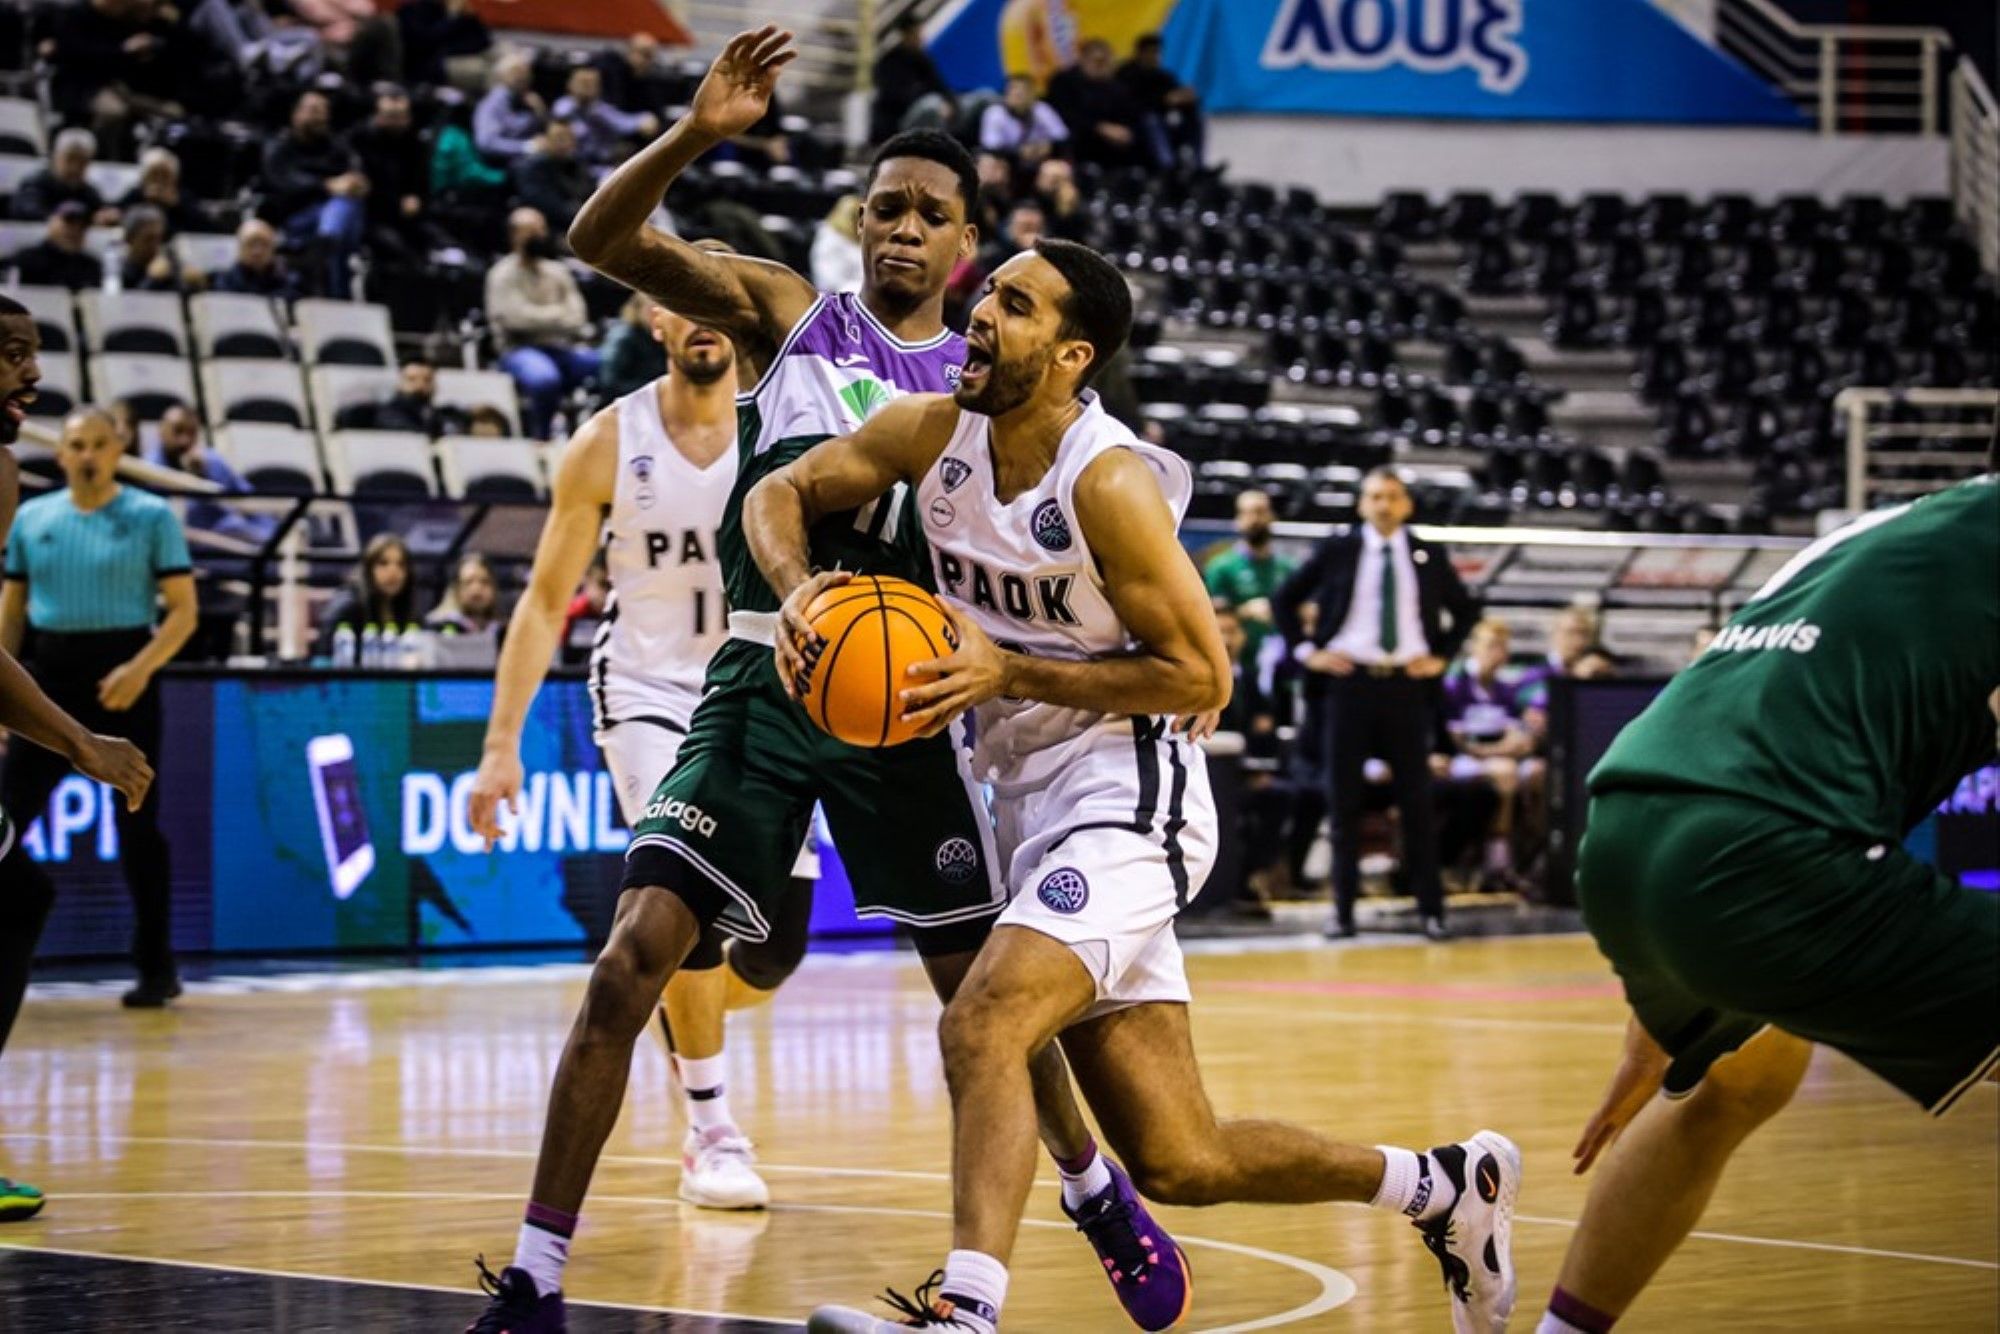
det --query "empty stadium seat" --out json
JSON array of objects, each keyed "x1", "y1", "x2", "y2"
[
  {"x1": 189, "y1": 292, "x2": 291, "y2": 360},
  {"x1": 0, "y1": 153, "x2": 40, "y2": 199},
  {"x1": 436, "y1": 436, "x2": 545, "y2": 501},
  {"x1": 9, "y1": 285, "x2": 74, "y2": 352},
  {"x1": 84, "y1": 160, "x2": 140, "y2": 203},
  {"x1": 295, "y1": 299, "x2": 395, "y2": 366},
  {"x1": 308, "y1": 364, "x2": 397, "y2": 432},
  {"x1": 91, "y1": 353, "x2": 196, "y2": 420},
  {"x1": 433, "y1": 368, "x2": 522, "y2": 435},
  {"x1": 214, "y1": 423, "x2": 324, "y2": 494},
  {"x1": 324, "y1": 429, "x2": 436, "y2": 497},
  {"x1": 203, "y1": 359, "x2": 309, "y2": 426},
  {"x1": 79, "y1": 289, "x2": 187, "y2": 355},
  {"x1": 25, "y1": 349, "x2": 78, "y2": 418},
  {"x1": 0, "y1": 98, "x2": 44, "y2": 157}
]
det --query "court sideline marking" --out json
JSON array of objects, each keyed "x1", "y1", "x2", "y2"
[
  {"x1": 0, "y1": 1188, "x2": 1354, "y2": 1332},
  {"x1": 5, "y1": 1129, "x2": 1995, "y2": 1273}
]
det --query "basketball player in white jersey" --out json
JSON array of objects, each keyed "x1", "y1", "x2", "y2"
[
  {"x1": 469, "y1": 298, "x2": 816, "y2": 1211},
  {"x1": 747, "y1": 240, "x2": 1522, "y2": 1334}
]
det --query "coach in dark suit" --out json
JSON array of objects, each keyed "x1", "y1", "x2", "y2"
[{"x1": 1274, "y1": 468, "x2": 1478, "y2": 940}]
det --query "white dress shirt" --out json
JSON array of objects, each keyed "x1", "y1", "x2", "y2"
[{"x1": 1327, "y1": 525, "x2": 1430, "y2": 665}]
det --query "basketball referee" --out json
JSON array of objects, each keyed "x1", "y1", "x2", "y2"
[{"x1": 0, "y1": 408, "x2": 195, "y2": 1007}]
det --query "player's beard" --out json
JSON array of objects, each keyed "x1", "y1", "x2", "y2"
[
  {"x1": 955, "y1": 347, "x2": 1045, "y2": 417},
  {"x1": 670, "y1": 349, "x2": 733, "y2": 386}
]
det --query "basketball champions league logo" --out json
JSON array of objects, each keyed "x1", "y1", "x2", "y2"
[
  {"x1": 1031, "y1": 499, "x2": 1073, "y2": 552},
  {"x1": 1262, "y1": 0, "x2": 1527, "y2": 95},
  {"x1": 934, "y1": 837, "x2": 979, "y2": 884}
]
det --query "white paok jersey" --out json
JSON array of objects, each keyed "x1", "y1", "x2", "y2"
[
  {"x1": 915, "y1": 393, "x2": 1194, "y2": 788},
  {"x1": 589, "y1": 382, "x2": 735, "y2": 733}
]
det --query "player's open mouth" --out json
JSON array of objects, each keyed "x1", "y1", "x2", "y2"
[{"x1": 961, "y1": 346, "x2": 991, "y2": 385}]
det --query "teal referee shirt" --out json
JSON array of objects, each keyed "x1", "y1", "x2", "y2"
[{"x1": 4, "y1": 488, "x2": 192, "y2": 631}]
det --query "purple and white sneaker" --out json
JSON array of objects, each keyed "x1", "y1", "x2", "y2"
[
  {"x1": 1063, "y1": 1161, "x2": 1192, "y2": 1331},
  {"x1": 463, "y1": 1258, "x2": 566, "y2": 1333}
]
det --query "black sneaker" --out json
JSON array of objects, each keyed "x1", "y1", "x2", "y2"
[
  {"x1": 121, "y1": 977, "x2": 182, "y2": 1008},
  {"x1": 464, "y1": 1258, "x2": 566, "y2": 1333}
]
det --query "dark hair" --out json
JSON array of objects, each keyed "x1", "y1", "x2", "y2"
[
  {"x1": 1363, "y1": 464, "x2": 1409, "y2": 493},
  {"x1": 0, "y1": 294, "x2": 25, "y2": 319},
  {"x1": 1032, "y1": 238, "x2": 1133, "y2": 389},
  {"x1": 1136, "y1": 33, "x2": 1164, "y2": 52},
  {"x1": 868, "y1": 129, "x2": 979, "y2": 220},
  {"x1": 400, "y1": 355, "x2": 435, "y2": 371},
  {"x1": 355, "y1": 532, "x2": 416, "y2": 624}
]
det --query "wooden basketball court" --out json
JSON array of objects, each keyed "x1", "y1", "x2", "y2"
[{"x1": 0, "y1": 934, "x2": 1993, "y2": 1330}]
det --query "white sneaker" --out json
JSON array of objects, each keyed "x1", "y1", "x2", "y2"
[
  {"x1": 1415, "y1": 1129, "x2": 1521, "y2": 1334},
  {"x1": 809, "y1": 1271, "x2": 997, "y2": 1332},
  {"x1": 679, "y1": 1126, "x2": 770, "y2": 1210}
]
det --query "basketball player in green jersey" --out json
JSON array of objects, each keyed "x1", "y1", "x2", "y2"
[
  {"x1": 0, "y1": 295, "x2": 154, "y2": 1223},
  {"x1": 465, "y1": 29, "x2": 1175, "y2": 1333},
  {"x1": 1534, "y1": 456, "x2": 2000, "y2": 1334}
]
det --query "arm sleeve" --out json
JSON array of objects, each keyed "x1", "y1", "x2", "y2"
[
  {"x1": 152, "y1": 505, "x2": 193, "y2": 575},
  {"x1": 3, "y1": 526, "x2": 23, "y2": 580},
  {"x1": 1036, "y1": 103, "x2": 1069, "y2": 141}
]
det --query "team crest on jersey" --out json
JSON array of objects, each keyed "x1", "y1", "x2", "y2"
[
  {"x1": 1031, "y1": 499, "x2": 1073, "y2": 552},
  {"x1": 1037, "y1": 868, "x2": 1089, "y2": 914},
  {"x1": 940, "y1": 458, "x2": 972, "y2": 492},
  {"x1": 934, "y1": 837, "x2": 979, "y2": 884}
]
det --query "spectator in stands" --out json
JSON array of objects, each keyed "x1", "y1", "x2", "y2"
[
  {"x1": 474, "y1": 49, "x2": 548, "y2": 163},
  {"x1": 119, "y1": 147, "x2": 201, "y2": 238},
  {"x1": 2, "y1": 406, "x2": 197, "y2": 1007},
  {"x1": 977, "y1": 201, "x2": 1044, "y2": 278},
  {"x1": 486, "y1": 206, "x2": 596, "y2": 439},
  {"x1": 1032, "y1": 155, "x2": 1088, "y2": 239},
  {"x1": 1439, "y1": 617, "x2": 1546, "y2": 890},
  {"x1": 1047, "y1": 38, "x2": 1152, "y2": 170},
  {"x1": 1205, "y1": 488, "x2": 1295, "y2": 684},
  {"x1": 318, "y1": 532, "x2": 416, "y2": 653},
  {"x1": 1275, "y1": 467, "x2": 1479, "y2": 941},
  {"x1": 10, "y1": 129, "x2": 113, "y2": 225},
  {"x1": 48, "y1": 0, "x2": 194, "y2": 160},
  {"x1": 1118, "y1": 33, "x2": 1204, "y2": 169},
  {"x1": 553, "y1": 65, "x2": 658, "y2": 166},
  {"x1": 510, "y1": 120, "x2": 593, "y2": 237},
  {"x1": 10, "y1": 203, "x2": 105, "y2": 292},
  {"x1": 871, "y1": 14, "x2": 953, "y2": 144},
  {"x1": 560, "y1": 553, "x2": 609, "y2": 664},
  {"x1": 596, "y1": 32, "x2": 675, "y2": 119},
  {"x1": 810, "y1": 195, "x2": 864, "y2": 295},
  {"x1": 980, "y1": 74, "x2": 1068, "y2": 171},
  {"x1": 347, "y1": 85, "x2": 432, "y2": 262},
  {"x1": 1544, "y1": 605, "x2": 1599, "y2": 678},
  {"x1": 288, "y1": 0, "x2": 402, "y2": 87},
  {"x1": 426, "y1": 551, "x2": 503, "y2": 637},
  {"x1": 1570, "y1": 643, "x2": 1620, "y2": 679},
  {"x1": 143, "y1": 401, "x2": 276, "y2": 544},
  {"x1": 353, "y1": 357, "x2": 469, "y2": 437},
  {"x1": 430, "y1": 87, "x2": 510, "y2": 205},
  {"x1": 118, "y1": 204, "x2": 202, "y2": 292},
  {"x1": 262, "y1": 89, "x2": 369, "y2": 299},
  {"x1": 465, "y1": 404, "x2": 510, "y2": 438},
  {"x1": 398, "y1": 0, "x2": 492, "y2": 90},
  {"x1": 211, "y1": 217, "x2": 298, "y2": 298},
  {"x1": 596, "y1": 294, "x2": 666, "y2": 400}
]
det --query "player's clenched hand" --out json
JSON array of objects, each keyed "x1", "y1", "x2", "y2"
[
  {"x1": 900, "y1": 612, "x2": 1006, "y2": 738},
  {"x1": 776, "y1": 570, "x2": 851, "y2": 701},
  {"x1": 468, "y1": 748, "x2": 523, "y2": 850},
  {"x1": 72, "y1": 734, "x2": 152, "y2": 812},
  {"x1": 1573, "y1": 1015, "x2": 1670, "y2": 1174},
  {"x1": 689, "y1": 26, "x2": 798, "y2": 143}
]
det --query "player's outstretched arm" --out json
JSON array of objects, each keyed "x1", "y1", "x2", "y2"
[
  {"x1": 568, "y1": 26, "x2": 816, "y2": 363},
  {"x1": 901, "y1": 449, "x2": 1231, "y2": 734},
  {"x1": 744, "y1": 393, "x2": 960, "y2": 696},
  {"x1": 468, "y1": 411, "x2": 617, "y2": 847}
]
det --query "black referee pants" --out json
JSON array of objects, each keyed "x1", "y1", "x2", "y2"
[
  {"x1": 1322, "y1": 672, "x2": 1445, "y2": 926},
  {"x1": 0, "y1": 629, "x2": 175, "y2": 994}
]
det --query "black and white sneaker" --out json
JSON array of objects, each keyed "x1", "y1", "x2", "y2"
[{"x1": 1415, "y1": 1130, "x2": 1520, "y2": 1333}]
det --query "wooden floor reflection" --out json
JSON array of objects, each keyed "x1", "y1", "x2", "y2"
[{"x1": 0, "y1": 934, "x2": 1993, "y2": 1331}]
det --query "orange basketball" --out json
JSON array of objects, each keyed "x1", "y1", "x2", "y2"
[{"x1": 799, "y1": 575, "x2": 959, "y2": 748}]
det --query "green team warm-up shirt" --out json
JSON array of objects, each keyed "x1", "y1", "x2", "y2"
[{"x1": 1591, "y1": 476, "x2": 2000, "y2": 843}]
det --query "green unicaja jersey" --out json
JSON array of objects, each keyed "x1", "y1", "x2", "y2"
[{"x1": 1590, "y1": 475, "x2": 2000, "y2": 842}]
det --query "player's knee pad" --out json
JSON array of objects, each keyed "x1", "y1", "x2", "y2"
[{"x1": 725, "y1": 876, "x2": 813, "y2": 991}]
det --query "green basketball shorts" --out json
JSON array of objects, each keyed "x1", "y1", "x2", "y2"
[
  {"x1": 623, "y1": 639, "x2": 1004, "y2": 950},
  {"x1": 1577, "y1": 787, "x2": 2000, "y2": 1115}
]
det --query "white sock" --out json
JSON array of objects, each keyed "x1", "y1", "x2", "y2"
[
  {"x1": 1370, "y1": 1146, "x2": 1457, "y2": 1223},
  {"x1": 1057, "y1": 1147, "x2": 1114, "y2": 1211},
  {"x1": 676, "y1": 1053, "x2": 735, "y2": 1134},
  {"x1": 512, "y1": 1220, "x2": 570, "y2": 1296},
  {"x1": 940, "y1": 1249, "x2": 1007, "y2": 1333},
  {"x1": 1537, "y1": 1315, "x2": 1593, "y2": 1334}
]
